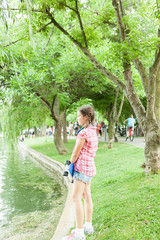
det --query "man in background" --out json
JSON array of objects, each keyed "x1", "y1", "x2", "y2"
[{"x1": 123, "y1": 114, "x2": 136, "y2": 141}]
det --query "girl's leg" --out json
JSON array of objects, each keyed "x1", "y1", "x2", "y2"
[
  {"x1": 72, "y1": 180, "x2": 86, "y2": 228},
  {"x1": 83, "y1": 182, "x2": 93, "y2": 222}
]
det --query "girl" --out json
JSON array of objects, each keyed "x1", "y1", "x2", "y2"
[{"x1": 63, "y1": 106, "x2": 98, "y2": 240}]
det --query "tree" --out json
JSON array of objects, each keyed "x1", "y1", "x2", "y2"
[
  {"x1": 93, "y1": 83, "x2": 124, "y2": 148},
  {"x1": 1, "y1": 30, "x2": 107, "y2": 154},
  {"x1": 1, "y1": 0, "x2": 160, "y2": 172},
  {"x1": 0, "y1": 90, "x2": 48, "y2": 142}
]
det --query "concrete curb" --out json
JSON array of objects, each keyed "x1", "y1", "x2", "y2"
[{"x1": 19, "y1": 143, "x2": 75, "y2": 240}]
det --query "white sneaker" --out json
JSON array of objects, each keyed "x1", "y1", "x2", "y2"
[
  {"x1": 84, "y1": 225, "x2": 94, "y2": 234},
  {"x1": 63, "y1": 231, "x2": 86, "y2": 240}
]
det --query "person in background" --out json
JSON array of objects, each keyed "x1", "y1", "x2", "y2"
[
  {"x1": 63, "y1": 106, "x2": 98, "y2": 240},
  {"x1": 100, "y1": 120, "x2": 105, "y2": 136},
  {"x1": 97, "y1": 122, "x2": 102, "y2": 136},
  {"x1": 69, "y1": 121, "x2": 74, "y2": 136},
  {"x1": 73, "y1": 121, "x2": 79, "y2": 136},
  {"x1": 48, "y1": 126, "x2": 52, "y2": 136},
  {"x1": 29, "y1": 128, "x2": 34, "y2": 138},
  {"x1": 123, "y1": 114, "x2": 136, "y2": 141}
]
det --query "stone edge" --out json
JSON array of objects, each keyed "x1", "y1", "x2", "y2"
[{"x1": 19, "y1": 142, "x2": 75, "y2": 240}]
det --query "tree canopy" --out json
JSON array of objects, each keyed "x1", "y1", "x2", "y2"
[{"x1": 1, "y1": 0, "x2": 160, "y2": 171}]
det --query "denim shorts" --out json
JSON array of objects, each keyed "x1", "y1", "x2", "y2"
[{"x1": 73, "y1": 171, "x2": 93, "y2": 184}]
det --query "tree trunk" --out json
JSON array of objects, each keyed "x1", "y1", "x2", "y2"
[
  {"x1": 34, "y1": 126, "x2": 38, "y2": 136},
  {"x1": 52, "y1": 97, "x2": 69, "y2": 155},
  {"x1": 40, "y1": 124, "x2": 46, "y2": 136},
  {"x1": 63, "y1": 110, "x2": 68, "y2": 143},
  {"x1": 54, "y1": 117, "x2": 69, "y2": 155},
  {"x1": 144, "y1": 127, "x2": 160, "y2": 174},
  {"x1": 108, "y1": 121, "x2": 116, "y2": 149},
  {"x1": 114, "y1": 123, "x2": 119, "y2": 142},
  {"x1": 107, "y1": 88, "x2": 124, "y2": 148},
  {"x1": 124, "y1": 68, "x2": 160, "y2": 173},
  {"x1": 155, "y1": 68, "x2": 160, "y2": 123}
]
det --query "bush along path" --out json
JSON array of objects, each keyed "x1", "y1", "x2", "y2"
[{"x1": 24, "y1": 137, "x2": 160, "y2": 240}]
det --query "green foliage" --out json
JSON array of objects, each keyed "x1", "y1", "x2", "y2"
[
  {"x1": 1, "y1": 0, "x2": 159, "y2": 141},
  {"x1": 0, "y1": 90, "x2": 48, "y2": 143},
  {"x1": 0, "y1": 26, "x2": 108, "y2": 138}
]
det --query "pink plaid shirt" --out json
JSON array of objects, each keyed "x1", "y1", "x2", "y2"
[{"x1": 74, "y1": 125, "x2": 98, "y2": 176}]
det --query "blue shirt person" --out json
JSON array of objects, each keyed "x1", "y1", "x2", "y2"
[{"x1": 123, "y1": 114, "x2": 136, "y2": 140}]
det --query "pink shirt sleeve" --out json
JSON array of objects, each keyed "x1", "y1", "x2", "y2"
[{"x1": 77, "y1": 129, "x2": 88, "y2": 141}]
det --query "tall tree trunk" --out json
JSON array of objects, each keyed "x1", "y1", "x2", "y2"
[
  {"x1": 63, "y1": 110, "x2": 68, "y2": 143},
  {"x1": 35, "y1": 91, "x2": 69, "y2": 154},
  {"x1": 53, "y1": 98, "x2": 69, "y2": 155},
  {"x1": 54, "y1": 115, "x2": 69, "y2": 155},
  {"x1": 107, "y1": 88, "x2": 124, "y2": 148},
  {"x1": 108, "y1": 121, "x2": 116, "y2": 149},
  {"x1": 155, "y1": 68, "x2": 160, "y2": 123},
  {"x1": 34, "y1": 126, "x2": 38, "y2": 136},
  {"x1": 40, "y1": 124, "x2": 46, "y2": 136},
  {"x1": 114, "y1": 123, "x2": 118, "y2": 142},
  {"x1": 144, "y1": 120, "x2": 160, "y2": 173}
]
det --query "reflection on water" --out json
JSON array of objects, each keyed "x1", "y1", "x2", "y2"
[{"x1": 0, "y1": 137, "x2": 67, "y2": 239}]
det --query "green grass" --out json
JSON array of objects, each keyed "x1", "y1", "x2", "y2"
[{"x1": 24, "y1": 137, "x2": 160, "y2": 240}]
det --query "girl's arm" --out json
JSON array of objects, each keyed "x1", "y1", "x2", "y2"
[{"x1": 70, "y1": 138, "x2": 85, "y2": 163}]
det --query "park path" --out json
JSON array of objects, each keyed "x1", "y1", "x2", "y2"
[
  {"x1": 98, "y1": 136, "x2": 145, "y2": 149},
  {"x1": 117, "y1": 137, "x2": 145, "y2": 149},
  {"x1": 68, "y1": 135, "x2": 145, "y2": 149}
]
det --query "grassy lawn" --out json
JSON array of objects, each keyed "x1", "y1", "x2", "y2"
[{"x1": 24, "y1": 137, "x2": 160, "y2": 240}]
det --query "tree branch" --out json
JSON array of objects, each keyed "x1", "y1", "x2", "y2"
[
  {"x1": 124, "y1": 69, "x2": 146, "y2": 131},
  {"x1": 3, "y1": 21, "x2": 53, "y2": 47},
  {"x1": 35, "y1": 92, "x2": 51, "y2": 109},
  {"x1": 51, "y1": 96, "x2": 58, "y2": 121},
  {"x1": 112, "y1": 87, "x2": 119, "y2": 119},
  {"x1": 3, "y1": 36, "x2": 26, "y2": 48},
  {"x1": 117, "y1": 92, "x2": 124, "y2": 120},
  {"x1": 133, "y1": 58, "x2": 149, "y2": 96},
  {"x1": 45, "y1": 8, "x2": 85, "y2": 50},
  {"x1": 118, "y1": 0, "x2": 125, "y2": 17},
  {"x1": 46, "y1": 26, "x2": 54, "y2": 46},
  {"x1": 45, "y1": 7, "x2": 126, "y2": 91},
  {"x1": 112, "y1": 0, "x2": 125, "y2": 41},
  {"x1": 151, "y1": 47, "x2": 160, "y2": 74},
  {"x1": 83, "y1": 49, "x2": 126, "y2": 91},
  {"x1": 0, "y1": 7, "x2": 46, "y2": 14},
  {"x1": 35, "y1": 92, "x2": 58, "y2": 121},
  {"x1": 75, "y1": 0, "x2": 88, "y2": 48},
  {"x1": 53, "y1": 1, "x2": 88, "y2": 48},
  {"x1": 58, "y1": 1, "x2": 76, "y2": 12},
  {"x1": 102, "y1": 20, "x2": 117, "y2": 27}
]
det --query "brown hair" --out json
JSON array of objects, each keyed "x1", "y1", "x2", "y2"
[{"x1": 78, "y1": 105, "x2": 95, "y2": 125}]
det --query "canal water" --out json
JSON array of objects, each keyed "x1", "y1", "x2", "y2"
[{"x1": 0, "y1": 137, "x2": 67, "y2": 240}]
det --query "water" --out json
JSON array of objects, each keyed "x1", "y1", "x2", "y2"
[{"x1": 0, "y1": 137, "x2": 67, "y2": 240}]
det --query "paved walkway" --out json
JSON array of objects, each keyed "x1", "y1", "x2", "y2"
[
  {"x1": 99, "y1": 136, "x2": 145, "y2": 149},
  {"x1": 69, "y1": 135, "x2": 145, "y2": 149},
  {"x1": 117, "y1": 137, "x2": 145, "y2": 149}
]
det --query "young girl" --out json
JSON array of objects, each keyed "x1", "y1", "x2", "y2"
[{"x1": 63, "y1": 106, "x2": 98, "y2": 240}]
